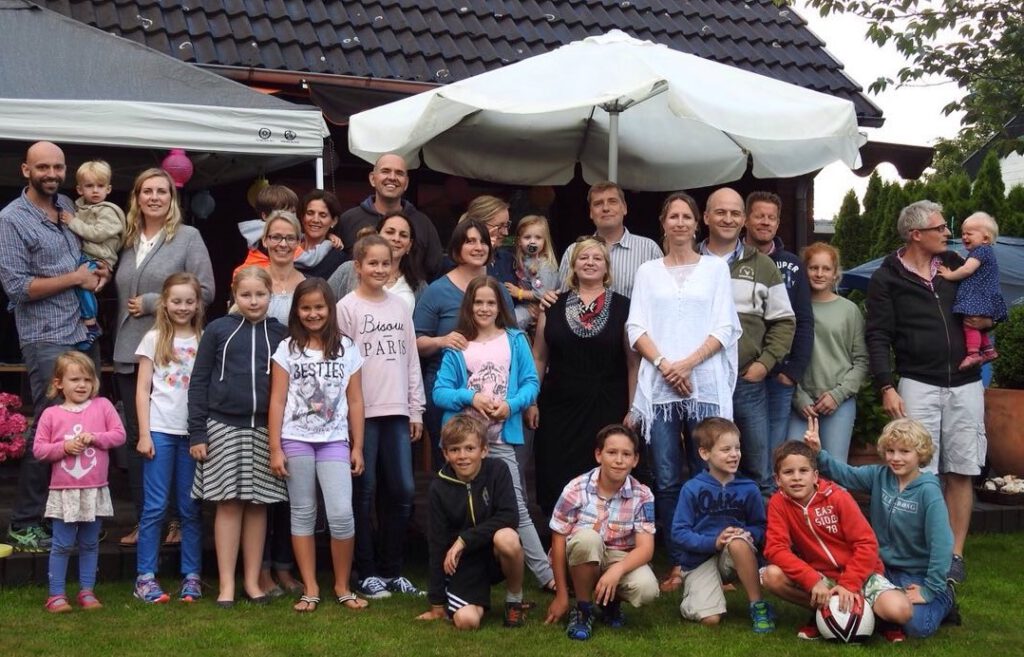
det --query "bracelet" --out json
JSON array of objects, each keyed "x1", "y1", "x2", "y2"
[{"x1": 880, "y1": 385, "x2": 894, "y2": 394}]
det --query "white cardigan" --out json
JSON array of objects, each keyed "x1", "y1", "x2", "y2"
[{"x1": 626, "y1": 256, "x2": 741, "y2": 441}]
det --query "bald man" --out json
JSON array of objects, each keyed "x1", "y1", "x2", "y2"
[
  {"x1": 0, "y1": 141, "x2": 106, "y2": 552},
  {"x1": 337, "y1": 153, "x2": 443, "y2": 280},
  {"x1": 699, "y1": 187, "x2": 795, "y2": 495}
]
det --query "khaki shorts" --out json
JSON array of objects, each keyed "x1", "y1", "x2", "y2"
[
  {"x1": 566, "y1": 528, "x2": 659, "y2": 608},
  {"x1": 678, "y1": 537, "x2": 756, "y2": 621},
  {"x1": 898, "y1": 377, "x2": 986, "y2": 475},
  {"x1": 820, "y1": 572, "x2": 898, "y2": 607}
]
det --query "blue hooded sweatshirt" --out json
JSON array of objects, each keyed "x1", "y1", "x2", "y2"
[
  {"x1": 671, "y1": 471, "x2": 766, "y2": 571},
  {"x1": 818, "y1": 450, "x2": 953, "y2": 601}
]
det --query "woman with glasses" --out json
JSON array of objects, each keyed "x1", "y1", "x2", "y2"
[
  {"x1": 113, "y1": 168, "x2": 215, "y2": 547},
  {"x1": 261, "y1": 211, "x2": 306, "y2": 325},
  {"x1": 528, "y1": 236, "x2": 638, "y2": 516}
]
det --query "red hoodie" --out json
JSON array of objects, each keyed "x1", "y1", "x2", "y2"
[{"x1": 765, "y1": 477, "x2": 883, "y2": 593}]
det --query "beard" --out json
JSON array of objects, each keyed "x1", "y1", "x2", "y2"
[{"x1": 28, "y1": 173, "x2": 62, "y2": 199}]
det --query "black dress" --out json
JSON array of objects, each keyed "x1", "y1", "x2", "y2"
[{"x1": 534, "y1": 290, "x2": 631, "y2": 515}]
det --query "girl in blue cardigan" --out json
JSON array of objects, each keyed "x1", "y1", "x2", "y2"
[{"x1": 433, "y1": 275, "x2": 554, "y2": 592}]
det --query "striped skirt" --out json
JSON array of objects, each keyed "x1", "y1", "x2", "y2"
[{"x1": 191, "y1": 420, "x2": 288, "y2": 504}]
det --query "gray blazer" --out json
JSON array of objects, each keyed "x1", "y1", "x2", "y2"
[{"x1": 112, "y1": 224, "x2": 215, "y2": 367}]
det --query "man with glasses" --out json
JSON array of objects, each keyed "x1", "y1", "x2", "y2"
[
  {"x1": 865, "y1": 199, "x2": 983, "y2": 586},
  {"x1": 555, "y1": 181, "x2": 662, "y2": 298},
  {"x1": 338, "y1": 153, "x2": 443, "y2": 280}
]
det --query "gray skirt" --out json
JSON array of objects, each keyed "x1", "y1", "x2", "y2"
[{"x1": 191, "y1": 420, "x2": 288, "y2": 504}]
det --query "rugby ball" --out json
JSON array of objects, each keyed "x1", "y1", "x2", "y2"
[{"x1": 815, "y1": 594, "x2": 875, "y2": 643}]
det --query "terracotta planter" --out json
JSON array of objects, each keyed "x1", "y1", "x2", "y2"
[{"x1": 984, "y1": 387, "x2": 1024, "y2": 476}]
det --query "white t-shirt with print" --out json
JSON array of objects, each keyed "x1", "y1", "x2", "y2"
[
  {"x1": 135, "y1": 330, "x2": 199, "y2": 435},
  {"x1": 272, "y1": 336, "x2": 363, "y2": 443}
]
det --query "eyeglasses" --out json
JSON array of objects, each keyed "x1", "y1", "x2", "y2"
[
  {"x1": 487, "y1": 220, "x2": 511, "y2": 232},
  {"x1": 266, "y1": 234, "x2": 299, "y2": 245},
  {"x1": 575, "y1": 234, "x2": 607, "y2": 244},
  {"x1": 916, "y1": 223, "x2": 949, "y2": 233}
]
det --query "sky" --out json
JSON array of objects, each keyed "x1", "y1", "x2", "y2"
[{"x1": 794, "y1": 1, "x2": 964, "y2": 219}]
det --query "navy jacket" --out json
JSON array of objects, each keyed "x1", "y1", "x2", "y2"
[{"x1": 769, "y1": 237, "x2": 814, "y2": 381}]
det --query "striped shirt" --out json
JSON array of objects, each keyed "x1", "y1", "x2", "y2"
[
  {"x1": 0, "y1": 189, "x2": 86, "y2": 345},
  {"x1": 558, "y1": 227, "x2": 663, "y2": 298},
  {"x1": 549, "y1": 467, "x2": 656, "y2": 551}
]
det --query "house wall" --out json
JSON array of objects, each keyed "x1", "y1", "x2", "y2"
[{"x1": 1002, "y1": 152, "x2": 1024, "y2": 190}]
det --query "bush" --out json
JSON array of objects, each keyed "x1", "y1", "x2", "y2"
[{"x1": 992, "y1": 304, "x2": 1024, "y2": 389}]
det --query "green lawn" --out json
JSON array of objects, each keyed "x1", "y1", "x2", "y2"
[{"x1": 2, "y1": 533, "x2": 1019, "y2": 657}]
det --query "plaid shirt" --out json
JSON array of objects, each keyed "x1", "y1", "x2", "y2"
[
  {"x1": 549, "y1": 467, "x2": 655, "y2": 551},
  {"x1": 0, "y1": 189, "x2": 86, "y2": 345}
]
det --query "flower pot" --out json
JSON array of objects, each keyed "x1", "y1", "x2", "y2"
[{"x1": 984, "y1": 387, "x2": 1024, "y2": 476}]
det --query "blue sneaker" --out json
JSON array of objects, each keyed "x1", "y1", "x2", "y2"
[
  {"x1": 356, "y1": 576, "x2": 392, "y2": 599},
  {"x1": 134, "y1": 574, "x2": 170, "y2": 604},
  {"x1": 385, "y1": 576, "x2": 425, "y2": 596},
  {"x1": 180, "y1": 574, "x2": 202, "y2": 602},
  {"x1": 750, "y1": 600, "x2": 775, "y2": 633},
  {"x1": 600, "y1": 600, "x2": 626, "y2": 628},
  {"x1": 567, "y1": 603, "x2": 594, "y2": 640}
]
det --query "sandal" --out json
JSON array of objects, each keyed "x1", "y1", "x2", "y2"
[
  {"x1": 77, "y1": 590, "x2": 103, "y2": 610},
  {"x1": 294, "y1": 595, "x2": 320, "y2": 613},
  {"x1": 45, "y1": 594, "x2": 72, "y2": 613},
  {"x1": 336, "y1": 592, "x2": 368, "y2": 609},
  {"x1": 659, "y1": 567, "x2": 684, "y2": 593},
  {"x1": 163, "y1": 520, "x2": 181, "y2": 546},
  {"x1": 119, "y1": 525, "x2": 139, "y2": 548}
]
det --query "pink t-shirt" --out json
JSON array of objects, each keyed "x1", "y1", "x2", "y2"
[
  {"x1": 336, "y1": 291, "x2": 425, "y2": 422},
  {"x1": 32, "y1": 398, "x2": 127, "y2": 490},
  {"x1": 463, "y1": 333, "x2": 510, "y2": 443}
]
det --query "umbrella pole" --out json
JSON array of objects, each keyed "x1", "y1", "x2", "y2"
[
  {"x1": 315, "y1": 157, "x2": 324, "y2": 189},
  {"x1": 608, "y1": 110, "x2": 619, "y2": 183}
]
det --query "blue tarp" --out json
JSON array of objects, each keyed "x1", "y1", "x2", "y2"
[{"x1": 841, "y1": 237, "x2": 1024, "y2": 306}]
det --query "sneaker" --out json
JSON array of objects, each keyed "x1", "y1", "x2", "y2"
[
  {"x1": 942, "y1": 583, "x2": 962, "y2": 626},
  {"x1": 749, "y1": 600, "x2": 775, "y2": 633},
  {"x1": 8, "y1": 524, "x2": 51, "y2": 553},
  {"x1": 947, "y1": 554, "x2": 966, "y2": 584},
  {"x1": 600, "y1": 600, "x2": 626, "y2": 628},
  {"x1": 958, "y1": 352, "x2": 984, "y2": 370},
  {"x1": 503, "y1": 601, "x2": 526, "y2": 628},
  {"x1": 385, "y1": 576, "x2": 424, "y2": 596},
  {"x1": 355, "y1": 576, "x2": 392, "y2": 599},
  {"x1": 797, "y1": 614, "x2": 820, "y2": 640},
  {"x1": 882, "y1": 626, "x2": 907, "y2": 643},
  {"x1": 180, "y1": 574, "x2": 203, "y2": 602},
  {"x1": 566, "y1": 603, "x2": 594, "y2": 641},
  {"x1": 134, "y1": 575, "x2": 170, "y2": 604}
]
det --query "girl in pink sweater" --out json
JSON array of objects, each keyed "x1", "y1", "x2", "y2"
[{"x1": 33, "y1": 351, "x2": 126, "y2": 612}]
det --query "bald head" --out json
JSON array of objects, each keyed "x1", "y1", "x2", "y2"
[
  {"x1": 703, "y1": 187, "x2": 745, "y2": 248},
  {"x1": 22, "y1": 141, "x2": 67, "y2": 201},
  {"x1": 370, "y1": 153, "x2": 409, "y2": 205}
]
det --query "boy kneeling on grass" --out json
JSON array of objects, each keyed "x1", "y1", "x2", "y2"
[
  {"x1": 417, "y1": 414, "x2": 526, "y2": 629},
  {"x1": 762, "y1": 439, "x2": 914, "y2": 642},
  {"x1": 671, "y1": 417, "x2": 774, "y2": 632},
  {"x1": 545, "y1": 424, "x2": 659, "y2": 641}
]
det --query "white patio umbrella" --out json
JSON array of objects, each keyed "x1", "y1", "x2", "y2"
[{"x1": 348, "y1": 30, "x2": 866, "y2": 191}]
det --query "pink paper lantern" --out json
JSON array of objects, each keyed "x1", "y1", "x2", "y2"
[{"x1": 162, "y1": 149, "x2": 194, "y2": 188}]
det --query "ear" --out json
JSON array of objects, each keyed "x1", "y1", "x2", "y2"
[
  {"x1": 21, "y1": 162, "x2": 30, "y2": 179},
  {"x1": 594, "y1": 447, "x2": 602, "y2": 464}
]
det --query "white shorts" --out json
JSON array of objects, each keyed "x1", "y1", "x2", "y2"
[{"x1": 898, "y1": 377, "x2": 986, "y2": 475}]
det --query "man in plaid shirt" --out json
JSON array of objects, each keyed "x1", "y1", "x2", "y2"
[{"x1": 544, "y1": 424, "x2": 659, "y2": 640}]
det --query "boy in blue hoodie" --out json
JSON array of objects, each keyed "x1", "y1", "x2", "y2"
[
  {"x1": 671, "y1": 417, "x2": 774, "y2": 632},
  {"x1": 803, "y1": 417, "x2": 957, "y2": 638}
]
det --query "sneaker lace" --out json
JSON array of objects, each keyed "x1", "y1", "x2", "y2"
[
  {"x1": 182, "y1": 576, "x2": 202, "y2": 597},
  {"x1": 361, "y1": 576, "x2": 388, "y2": 595},
  {"x1": 137, "y1": 578, "x2": 162, "y2": 600},
  {"x1": 389, "y1": 577, "x2": 420, "y2": 594}
]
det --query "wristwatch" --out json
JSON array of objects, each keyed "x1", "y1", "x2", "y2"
[{"x1": 653, "y1": 356, "x2": 666, "y2": 369}]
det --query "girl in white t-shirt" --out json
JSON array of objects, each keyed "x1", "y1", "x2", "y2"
[
  {"x1": 268, "y1": 278, "x2": 366, "y2": 612},
  {"x1": 133, "y1": 272, "x2": 205, "y2": 603},
  {"x1": 337, "y1": 235, "x2": 426, "y2": 598}
]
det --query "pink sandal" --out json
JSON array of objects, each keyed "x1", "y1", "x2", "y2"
[
  {"x1": 45, "y1": 594, "x2": 72, "y2": 613},
  {"x1": 77, "y1": 590, "x2": 103, "y2": 610}
]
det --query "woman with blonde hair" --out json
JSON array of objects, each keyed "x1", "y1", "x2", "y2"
[{"x1": 113, "y1": 168, "x2": 214, "y2": 547}]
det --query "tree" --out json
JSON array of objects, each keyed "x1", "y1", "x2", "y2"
[
  {"x1": 798, "y1": 1, "x2": 1024, "y2": 156},
  {"x1": 934, "y1": 172, "x2": 973, "y2": 228},
  {"x1": 831, "y1": 190, "x2": 866, "y2": 267},
  {"x1": 971, "y1": 150, "x2": 1007, "y2": 219},
  {"x1": 873, "y1": 182, "x2": 909, "y2": 257}
]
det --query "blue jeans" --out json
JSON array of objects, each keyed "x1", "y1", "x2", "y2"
[
  {"x1": 733, "y1": 378, "x2": 772, "y2": 494},
  {"x1": 137, "y1": 432, "x2": 202, "y2": 576},
  {"x1": 12, "y1": 342, "x2": 100, "y2": 528},
  {"x1": 74, "y1": 256, "x2": 99, "y2": 320},
  {"x1": 885, "y1": 569, "x2": 954, "y2": 638},
  {"x1": 353, "y1": 416, "x2": 415, "y2": 579},
  {"x1": 647, "y1": 405, "x2": 701, "y2": 565},
  {"x1": 786, "y1": 397, "x2": 857, "y2": 462},
  {"x1": 49, "y1": 518, "x2": 101, "y2": 595},
  {"x1": 766, "y1": 377, "x2": 795, "y2": 461}
]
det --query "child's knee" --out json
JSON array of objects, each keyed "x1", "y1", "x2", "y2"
[
  {"x1": 493, "y1": 528, "x2": 522, "y2": 557},
  {"x1": 759, "y1": 565, "x2": 786, "y2": 593},
  {"x1": 326, "y1": 510, "x2": 355, "y2": 540},
  {"x1": 875, "y1": 591, "x2": 913, "y2": 625},
  {"x1": 289, "y1": 503, "x2": 317, "y2": 535},
  {"x1": 452, "y1": 606, "x2": 482, "y2": 630},
  {"x1": 700, "y1": 614, "x2": 722, "y2": 626}
]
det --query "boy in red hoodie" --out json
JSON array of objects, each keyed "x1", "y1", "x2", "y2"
[{"x1": 762, "y1": 440, "x2": 912, "y2": 641}]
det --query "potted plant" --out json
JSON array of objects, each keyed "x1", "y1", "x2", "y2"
[{"x1": 985, "y1": 303, "x2": 1024, "y2": 475}]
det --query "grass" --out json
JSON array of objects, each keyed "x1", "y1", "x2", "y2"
[{"x1": 1, "y1": 533, "x2": 1020, "y2": 657}]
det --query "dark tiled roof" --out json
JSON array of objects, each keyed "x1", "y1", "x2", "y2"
[{"x1": 39, "y1": 0, "x2": 882, "y2": 125}]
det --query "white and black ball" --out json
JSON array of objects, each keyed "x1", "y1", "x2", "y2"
[{"x1": 816, "y1": 594, "x2": 876, "y2": 643}]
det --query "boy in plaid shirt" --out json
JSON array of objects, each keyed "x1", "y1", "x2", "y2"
[{"x1": 545, "y1": 424, "x2": 659, "y2": 641}]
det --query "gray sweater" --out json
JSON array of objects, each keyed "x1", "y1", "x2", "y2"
[{"x1": 112, "y1": 224, "x2": 215, "y2": 369}]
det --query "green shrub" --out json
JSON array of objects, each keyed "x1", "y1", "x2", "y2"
[{"x1": 993, "y1": 304, "x2": 1024, "y2": 388}]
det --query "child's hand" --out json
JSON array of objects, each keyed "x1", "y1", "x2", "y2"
[
  {"x1": 809, "y1": 579, "x2": 832, "y2": 608},
  {"x1": 488, "y1": 400, "x2": 510, "y2": 421},
  {"x1": 470, "y1": 393, "x2": 492, "y2": 417},
  {"x1": 503, "y1": 282, "x2": 522, "y2": 300},
  {"x1": 443, "y1": 537, "x2": 465, "y2": 576},
  {"x1": 410, "y1": 421, "x2": 423, "y2": 442},
  {"x1": 545, "y1": 594, "x2": 570, "y2": 624},
  {"x1": 799, "y1": 404, "x2": 818, "y2": 419},
  {"x1": 812, "y1": 392, "x2": 838, "y2": 415},
  {"x1": 189, "y1": 444, "x2": 207, "y2": 462},
  {"x1": 714, "y1": 526, "x2": 739, "y2": 550},
  {"x1": 829, "y1": 585, "x2": 857, "y2": 613},
  {"x1": 64, "y1": 439, "x2": 84, "y2": 456},
  {"x1": 524, "y1": 405, "x2": 540, "y2": 430},
  {"x1": 137, "y1": 434, "x2": 155, "y2": 460},
  {"x1": 350, "y1": 448, "x2": 365, "y2": 476},
  {"x1": 937, "y1": 265, "x2": 952, "y2": 279},
  {"x1": 803, "y1": 416, "x2": 821, "y2": 453},
  {"x1": 76, "y1": 432, "x2": 95, "y2": 446},
  {"x1": 594, "y1": 563, "x2": 624, "y2": 605},
  {"x1": 904, "y1": 583, "x2": 926, "y2": 604},
  {"x1": 270, "y1": 448, "x2": 288, "y2": 478},
  {"x1": 327, "y1": 234, "x2": 344, "y2": 250},
  {"x1": 416, "y1": 606, "x2": 446, "y2": 621}
]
